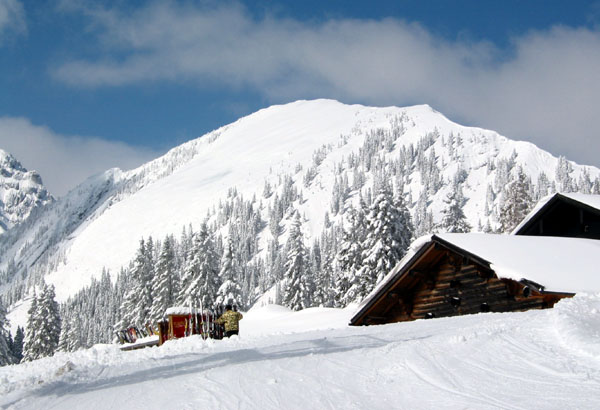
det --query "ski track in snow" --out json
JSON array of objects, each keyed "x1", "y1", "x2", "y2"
[{"x1": 2, "y1": 298, "x2": 600, "y2": 409}]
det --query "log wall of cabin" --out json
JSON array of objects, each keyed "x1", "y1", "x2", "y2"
[{"x1": 362, "y1": 248, "x2": 569, "y2": 325}]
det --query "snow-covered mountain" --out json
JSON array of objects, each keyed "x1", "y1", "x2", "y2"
[
  {"x1": 0, "y1": 149, "x2": 53, "y2": 235},
  {"x1": 1, "y1": 99, "x2": 599, "y2": 303}
]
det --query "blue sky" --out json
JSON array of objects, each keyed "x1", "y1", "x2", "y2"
[{"x1": 1, "y1": 0, "x2": 599, "y2": 195}]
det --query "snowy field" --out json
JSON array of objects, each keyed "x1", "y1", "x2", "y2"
[{"x1": 2, "y1": 296, "x2": 600, "y2": 410}]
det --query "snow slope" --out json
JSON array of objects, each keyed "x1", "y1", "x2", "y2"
[
  {"x1": 1, "y1": 99, "x2": 599, "y2": 302},
  {"x1": 2, "y1": 296, "x2": 600, "y2": 409}
]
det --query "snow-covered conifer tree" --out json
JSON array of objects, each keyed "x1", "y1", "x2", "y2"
[
  {"x1": 350, "y1": 186, "x2": 413, "y2": 302},
  {"x1": 11, "y1": 326, "x2": 24, "y2": 362},
  {"x1": 141, "y1": 238, "x2": 156, "y2": 316},
  {"x1": 593, "y1": 177, "x2": 600, "y2": 195},
  {"x1": 335, "y1": 201, "x2": 366, "y2": 306},
  {"x1": 499, "y1": 166, "x2": 533, "y2": 233},
  {"x1": 267, "y1": 236, "x2": 283, "y2": 282},
  {"x1": 316, "y1": 229, "x2": 336, "y2": 308},
  {"x1": 57, "y1": 316, "x2": 71, "y2": 352},
  {"x1": 310, "y1": 240, "x2": 329, "y2": 307},
  {"x1": 216, "y1": 234, "x2": 243, "y2": 307},
  {"x1": 66, "y1": 314, "x2": 84, "y2": 352},
  {"x1": 150, "y1": 235, "x2": 179, "y2": 322},
  {"x1": 178, "y1": 222, "x2": 220, "y2": 308},
  {"x1": 555, "y1": 156, "x2": 575, "y2": 193},
  {"x1": 439, "y1": 184, "x2": 471, "y2": 233},
  {"x1": 117, "y1": 239, "x2": 153, "y2": 329},
  {"x1": 282, "y1": 212, "x2": 312, "y2": 311},
  {"x1": 38, "y1": 284, "x2": 61, "y2": 357},
  {"x1": 414, "y1": 191, "x2": 435, "y2": 237},
  {"x1": 22, "y1": 293, "x2": 39, "y2": 362},
  {"x1": 22, "y1": 284, "x2": 61, "y2": 361},
  {"x1": 0, "y1": 299, "x2": 15, "y2": 366}
]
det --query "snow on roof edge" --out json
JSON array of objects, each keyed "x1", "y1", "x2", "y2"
[
  {"x1": 436, "y1": 233, "x2": 600, "y2": 294},
  {"x1": 511, "y1": 193, "x2": 555, "y2": 234},
  {"x1": 353, "y1": 235, "x2": 432, "y2": 314}
]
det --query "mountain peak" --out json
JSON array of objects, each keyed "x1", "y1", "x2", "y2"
[
  {"x1": 1, "y1": 101, "x2": 599, "y2": 303},
  {"x1": 0, "y1": 149, "x2": 53, "y2": 234},
  {"x1": 0, "y1": 148, "x2": 26, "y2": 174}
]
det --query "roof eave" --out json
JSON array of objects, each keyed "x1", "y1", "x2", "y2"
[{"x1": 349, "y1": 240, "x2": 435, "y2": 326}]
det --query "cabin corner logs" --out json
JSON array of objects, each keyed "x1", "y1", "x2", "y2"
[{"x1": 350, "y1": 238, "x2": 574, "y2": 326}]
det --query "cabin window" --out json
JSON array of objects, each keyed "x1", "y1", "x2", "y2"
[
  {"x1": 480, "y1": 302, "x2": 490, "y2": 312},
  {"x1": 425, "y1": 312, "x2": 435, "y2": 319}
]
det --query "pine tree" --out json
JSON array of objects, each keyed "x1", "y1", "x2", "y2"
[
  {"x1": 150, "y1": 235, "x2": 179, "y2": 322},
  {"x1": 414, "y1": 191, "x2": 435, "y2": 237},
  {"x1": 351, "y1": 187, "x2": 413, "y2": 302},
  {"x1": 335, "y1": 202, "x2": 366, "y2": 306},
  {"x1": 22, "y1": 293, "x2": 39, "y2": 362},
  {"x1": 57, "y1": 316, "x2": 71, "y2": 352},
  {"x1": 11, "y1": 326, "x2": 24, "y2": 362},
  {"x1": 117, "y1": 239, "x2": 153, "y2": 329},
  {"x1": 22, "y1": 284, "x2": 61, "y2": 361},
  {"x1": 316, "y1": 230, "x2": 336, "y2": 308},
  {"x1": 439, "y1": 184, "x2": 471, "y2": 233},
  {"x1": 282, "y1": 212, "x2": 312, "y2": 311},
  {"x1": 38, "y1": 284, "x2": 61, "y2": 357},
  {"x1": 310, "y1": 240, "x2": 329, "y2": 307},
  {"x1": 216, "y1": 234, "x2": 242, "y2": 307},
  {"x1": 593, "y1": 177, "x2": 600, "y2": 195},
  {"x1": 0, "y1": 299, "x2": 15, "y2": 366},
  {"x1": 66, "y1": 315, "x2": 84, "y2": 352},
  {"x1": 178, "y1": 223, "x2": 220, "y2": 309},
  {"x1": 142, "y1": 238, "x2": 156, "y2": 317},
  {"x1": 499, "y1": 166, "x2": 533, "y2": 233},
  {"x1": 555, "y1": 156, "x2": 574, "y2": 193},
  {"x1": 267, "y1": 237, "x2": 283, "y2": 282}
]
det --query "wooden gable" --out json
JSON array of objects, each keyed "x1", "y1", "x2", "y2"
[
  {"x1": 350, "y1": 236, "x2": 573, "y2": 326},
  {"x1": 514, "y1": 194, "x2": 600, "y2": 239}
]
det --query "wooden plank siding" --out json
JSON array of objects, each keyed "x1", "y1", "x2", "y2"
[{"x1": 353, "y1": 238, "x2": 573, "y2": 326}]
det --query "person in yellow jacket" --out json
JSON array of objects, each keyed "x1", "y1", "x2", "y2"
[{"x1": 216, "y1": 304, "x2": 243, "y2": 337}]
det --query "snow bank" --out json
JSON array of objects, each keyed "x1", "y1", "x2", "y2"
[
  {"x1": 243, "y1": 304, "x2": 356, "y2": 338},
  {"x1": 552, "y1": 293, "x2": 600, "y2": 359}
]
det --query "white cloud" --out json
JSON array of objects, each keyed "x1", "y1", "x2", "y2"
[
  {"x1": 0, "y1": 0, "x2": 26, "y2": 42},
  {"x1": 53, "y1": 2, "x2": 600, "y2": 168},
  {"x1": 0, "y1": 117, "x2": 161, "y2": 196}
]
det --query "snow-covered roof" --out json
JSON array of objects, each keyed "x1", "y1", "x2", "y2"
[
  {"x1": 512, "y1": 193, "x2": 600, "y2": 234},
  {"x1": 358, "y1": 233, "x2": 600, "y2": 313},
  {"x1": 435, "y1": 233, "x2": 600, "y2": 293},
  {"x1": 165, "y1": 306, "x2": 197, "y2": 315}
]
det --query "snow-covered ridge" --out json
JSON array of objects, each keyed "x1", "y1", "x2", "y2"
[
  {"x1": 0, "y1": 149, "x2": 53, "y2": 235},
  {"x1": 1, "y1": 99, "x2": 599, "y2": 303}
]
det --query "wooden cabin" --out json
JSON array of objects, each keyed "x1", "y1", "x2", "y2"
[
  {"x1": 513, "y1": 193, "x2": 600, "y2": 239},
  {"x1": 350, "y1": 233, "x2": 600, "y2": 326}
]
